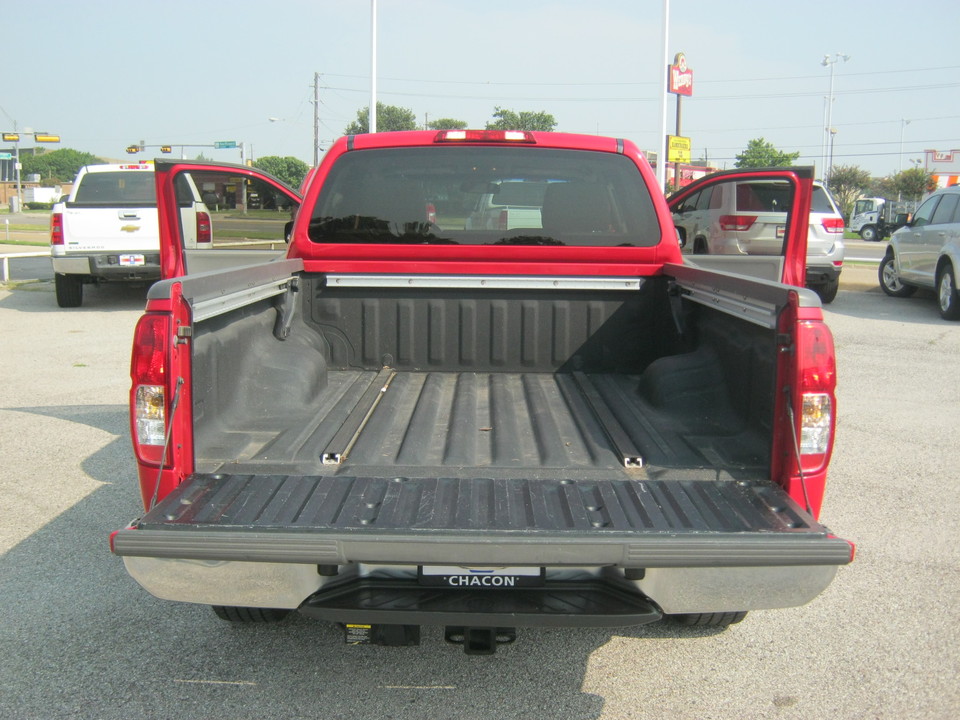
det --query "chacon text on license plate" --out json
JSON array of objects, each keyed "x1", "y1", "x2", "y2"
[{"x1": 418, "y1": 566, "x2": 544, "y2": 588}]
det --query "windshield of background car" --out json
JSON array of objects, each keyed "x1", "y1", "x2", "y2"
[{"x1": 308, "y1": 147, "x2": 660, "y2": 247}]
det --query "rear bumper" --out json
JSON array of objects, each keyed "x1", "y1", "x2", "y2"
[
  {"x1": 806, "y1": 262, "x2": 843, "y2": 285},
  {"x1": 52, "y1": 252, "x2": 160, "y2": 280},
  {"x1": 119, "y1": 556, "x2": 840, "y2": 617}
]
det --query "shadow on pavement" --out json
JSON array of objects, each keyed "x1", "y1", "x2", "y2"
[{"x1": 1, "y1": 404, "x2": 729, "y2": 720}]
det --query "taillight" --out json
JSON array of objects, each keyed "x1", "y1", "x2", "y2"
[
  {"x1": 821, "y1": 217, "x2": 844, "y2": 233},
  {"x1": 719, "y1": 214, "x2": 757, "y2": 232},
  {"x1": 498, "y1": 209, "x2": 508, "y2": 232},
  {"x1": 426, "y1": 203, "x2": 437, "y2": 224},
  {"x1": 196, "y1": 211, "x2": 212, "y2": 243},
  {"x1": 50, "y1": 212, "x2": 64, "y2": 246},
  {"x1": 796, "y1": 319, "x2": 836, "y2": 461},
  {"x1": 131, "y1": 313, "x2": 170, "y2": 464}
]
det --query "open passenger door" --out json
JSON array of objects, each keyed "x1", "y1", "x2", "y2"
[
  {"x1": 154, "y1": 159, "x2": 302, "y2": 280},
  {"x1": 667, "y1": 167, "x2": 814, "y2": 289}
]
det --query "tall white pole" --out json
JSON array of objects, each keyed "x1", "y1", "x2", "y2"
[
  {"x1": 657, "y1": 0, "x2": 670, "y2": 191},
  {"x1": 370, "y1": 0, "x2": 378, "y2": 134}
]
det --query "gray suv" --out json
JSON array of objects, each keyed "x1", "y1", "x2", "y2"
[
  {"x1": 672, "y1": 180, "x2": 845, "y2": 303},
  {"x1": 879, "y1": 184, "x2": 960, "y2": 320}
]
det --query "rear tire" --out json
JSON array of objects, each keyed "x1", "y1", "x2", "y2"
[
  {"x1": 212, "y1": 606, "x2": 292, "y2": 623},
  {"x1": 671, "y1": 611, "x2": 747, "y2": 628},
  {"x1": 693, "y1": 237, "x2": 708, "y2": 254},
  {"x1": 811, "y1": 277, "x2": 839, "y2": 304},
  {"x1": 937, "y1": 263, "x2": 960, "y2": 320},
  {"x1": 878, "y1": 254, "x2": 916, "y2": 298},
  {"x1": 54, "y1": 273, "x2": 83, "y2": 308}
]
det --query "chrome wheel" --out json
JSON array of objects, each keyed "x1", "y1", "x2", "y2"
[{"x1": 879, "y1": 255, "x2": 916, "y2": 298}]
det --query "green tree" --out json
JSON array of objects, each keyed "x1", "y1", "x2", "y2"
[
  {"x1": 21, "y1": 148, "x2": 104, "y2": 184},
  {"x1": 344, "y1": 103, "x2": 418, "y2": 134},
  {"x1": 734, "y1": 138, "x2": 800, "y2": 168},
  {"x1": 427, "y1": 117, "x2": 468, "y2": 130},
  {"x1": 827, "y1": 164, "x2": 871, "y2": 219},
  {"x1": 888, "y1": 167, "x2": 936, "y2": 201},
  {"x1": 485, "y1": 107, "x2": 557, "y2": 132},
  {"x1": 252, "y1": 156, "x2": 311, "y2": 189}
]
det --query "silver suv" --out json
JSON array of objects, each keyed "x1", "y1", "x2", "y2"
[
  {"x1": 879, "y1": 184, "x2": 960, "y2": 320},
  {"x1": 672, "y1": 180, "x2": 845, "y2": 303}
]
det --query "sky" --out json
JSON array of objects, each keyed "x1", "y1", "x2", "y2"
[{"x1": 2, "y1": 0, "x2": 958, "y2": 179}]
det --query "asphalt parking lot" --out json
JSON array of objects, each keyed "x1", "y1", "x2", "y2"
[{"x1": 1, "y1": 275, "x2": 957, "y2": 720}]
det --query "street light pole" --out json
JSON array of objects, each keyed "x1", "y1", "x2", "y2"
[
  {"x1": 899, "y1": 119, "x2": 911, "y2": 172},
  {"x1": 820, "y1": 52, "x2": 849, "y2": 185}
]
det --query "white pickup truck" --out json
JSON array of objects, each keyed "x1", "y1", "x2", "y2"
[{"x1": 50, "y1": 162, "x2": 211, "y2": 307}]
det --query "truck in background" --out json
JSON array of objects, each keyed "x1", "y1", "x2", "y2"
[
  {"x1": 50, "y1": 162, "x2": 211, "y2": 307},
  {"x1": 848, "y1": 196, "x2": 916, "y2": 242}
]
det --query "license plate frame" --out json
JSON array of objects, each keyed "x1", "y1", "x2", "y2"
[
  {"x1": 418, "y1": 565, "x2": 545, "y2": 588},
  {"x1": 119, "y1": 254, "x2": 145, "y2": 267}
]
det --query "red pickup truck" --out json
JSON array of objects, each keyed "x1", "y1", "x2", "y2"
[{"x1": 110, "y1": 130, "x2": 852, "y2": 654}]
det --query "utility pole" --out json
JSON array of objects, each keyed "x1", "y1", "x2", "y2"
[
  {"x1": 370, "y1": 0, "x2": 378, "y2": 133},
  {"x1": 313, "y1": 72, "x2": 321, "y2": 166}
]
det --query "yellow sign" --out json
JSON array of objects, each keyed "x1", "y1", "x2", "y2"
[{"x1": 668, "y1": 135, "x2": 691, "y2": 164}]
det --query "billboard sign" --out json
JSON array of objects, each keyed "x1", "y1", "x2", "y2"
[{"x1": 669, "y1": 53, "x2": 694, "y2": 96}]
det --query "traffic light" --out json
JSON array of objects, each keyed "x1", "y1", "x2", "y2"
[
  {"x1": 2, "y1": 133, "x2": 19, "y2": 142},
  {"x1": 34, "y1": 133, "x2": 60, "y2": 143},
  {"x1": 160, "y1": 146, "x2": 172, "y2": 154},
  {"x1": 126, "y1": 145, "x2": 141, "y2": 154}
]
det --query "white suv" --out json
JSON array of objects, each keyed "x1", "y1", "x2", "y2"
[
  {"x1": 672, "y1": 180, "x2": 845, "y2": 303},
  {"x1": 879, "y1": 184, "x2": 960, "y2": 320}
]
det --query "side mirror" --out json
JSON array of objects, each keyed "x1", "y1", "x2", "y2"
[
  {"x1": 894, "y1": 213, "x2": 910, "y2": 227},
  {"x1": 283, "y1": 220, "x2": 294, "y2": 244},
  {"x1": 675, "y1": 225, "x2": 687, "y2": 249}
]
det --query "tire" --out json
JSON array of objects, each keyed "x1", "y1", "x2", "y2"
[
  {"x1": 937, "y1": 263, "x2": 960, "y2": 320},
  {"x1": 54, "y1": 273, "x2": 83, "y2": 308},
  {"x1": 859, "y1": 225, "x2": 877, "y2": 242},
  {"x1": 671, "y1": 611, "x2": 748, "y2": 628},
  {"x1": 693, "y1": 237, "x2": 708, "y2": 255},
  {"x1": 811, "y1": 277, "x2": 840, "y2": 304},
  {"x1": 212, "y1": 606, "x2": 292, "y2": 623},
  {"x1": 878, "y1": 254, "x2": 917, "y2": 298}
]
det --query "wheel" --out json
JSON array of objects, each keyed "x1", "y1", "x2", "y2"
[
  {"x1": 937, "y1": 263, "x2": 960, "y2": 320},
  {"x1": 671, "y1": 611, "x2": 747, "y2": 628},
  {"x1": 878, "y1": 254, "x2": 917, "y2": 298},
  {"x1": 859, "y1": 225, "x2": 877, "y2": 242},
  {"x1": 693, "y1": 237, "x2": 708, "y2": 254},
  {"x1": 54, "y1": 273, "x2": 83, "y2": 308},
  {"x1": 811, "y1": 277, "x2": 839, "y2": 304},
  {"x1": 212, "y1": 606, "x2": 292, "y2": 623}
]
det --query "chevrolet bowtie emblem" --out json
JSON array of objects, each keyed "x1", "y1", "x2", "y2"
[{"x1": 120, "y1": 225, "x2": 141, "y2": 233}]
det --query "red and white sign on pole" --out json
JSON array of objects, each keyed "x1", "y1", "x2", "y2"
[{"x1": 668, "y1": 52, "x2": 693, "y2": 96}]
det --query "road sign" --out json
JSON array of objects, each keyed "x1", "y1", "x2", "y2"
[
  {"x1": 0, "y1": 152, "x2": 12, "y2": 160},
  {"x1": 667, "y1": 135, "x2": 691, "y2": 164},
  {"x1": 214, "y1": 141, "x2": 237, "y2": 149}
]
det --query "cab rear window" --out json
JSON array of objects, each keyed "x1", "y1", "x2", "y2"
[
  {"x1": 308, "y1": 146, "x2": 660, "y2": 247},
  {"x1": 73, "y1": 172, "x2": 156, "y2": 206}
]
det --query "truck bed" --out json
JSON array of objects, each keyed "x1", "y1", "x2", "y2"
[{"x1": 198, "y1": 366, "x2": 766, "y2": 480}]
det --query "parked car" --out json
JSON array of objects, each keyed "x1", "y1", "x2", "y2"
[
  {"x1": 671, "y1": 179, "x2": 845, "y2": 303},
  {"x1": 878, "y1": 184, "x2": 960, "y2": 319}
]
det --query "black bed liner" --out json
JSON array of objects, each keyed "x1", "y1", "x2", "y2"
[{"x1": 113, "y1": 473, "x2": 852, "y2": 568}]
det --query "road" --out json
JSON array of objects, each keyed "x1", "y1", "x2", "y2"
[{"x1": 1, "y1": 280, "x2": 957, "y2": 720}]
